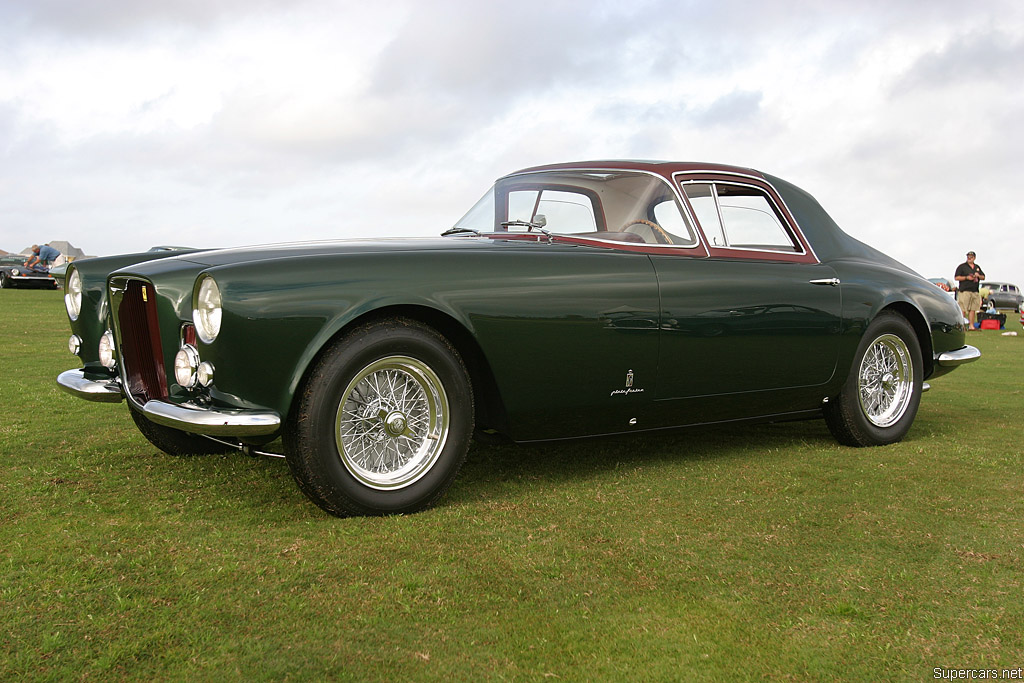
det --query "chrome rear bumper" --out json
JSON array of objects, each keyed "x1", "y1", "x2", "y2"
[
  {"x1": 56, "y1": 368, "x2": 280, "y2": 436},
  {"x1": 936, "y1": 345, "x2": 981, "y2": 367}
]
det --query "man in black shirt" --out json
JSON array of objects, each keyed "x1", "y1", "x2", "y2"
[{"x1": 954, "y1": 250, "x2": 985, "y2": 329}]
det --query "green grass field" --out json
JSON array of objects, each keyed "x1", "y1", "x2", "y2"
[{"x1": 2, "y1": 290, "x2": 1022, "y2": 681}]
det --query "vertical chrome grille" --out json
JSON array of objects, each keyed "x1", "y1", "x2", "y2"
[{"x1": 115, "y1": 278, "x2": 168, "y2": 404}]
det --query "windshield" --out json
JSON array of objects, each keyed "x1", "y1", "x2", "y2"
[{"x1": 451, "y1": 170, "x2": 698, "y2": 247}]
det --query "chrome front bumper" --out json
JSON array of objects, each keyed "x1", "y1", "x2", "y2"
[
  {"x1": 141, "y1": 400, "x2": 280, "y2": 437},
  {"x1": 936, "y1": 345, "x2": 981, "y2": 367},
  {"x1": 57, "y1": 369, "x2": 124, "y2": 403},
  {"x1": 56, "y1": 369, "x2": 281, "y2": 436}
]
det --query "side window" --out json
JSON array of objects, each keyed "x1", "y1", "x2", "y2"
[
  {"x1": 716, "y1": 185, "x2": 796, "y2": 251},
  {"x1": 683, "y1": 182, "x2": 799, "y2": 252},
  {"x1": 652, "y1": 200, "x2": 696, "y2": 246},
  {"x1": 681, "y1": 183, "x2": 726, "y2": 247}
]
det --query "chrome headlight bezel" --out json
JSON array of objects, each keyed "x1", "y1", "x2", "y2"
[
  {"x1": 65, "y1": 267, "x2": 83, "y2": 321},
  {"x1": 193, "y1": 276, "x2": 222, "y2": 344},
  {"x1": 98, "y1": 329, "x2": 116, "y2": 368},
  {"x1": 174, "y1": 344, "x2": 201, "y2": 389}
]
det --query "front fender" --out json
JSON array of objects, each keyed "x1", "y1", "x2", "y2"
[{"x1": 195, "y1": 253, "x2": 482, "y2": 422}]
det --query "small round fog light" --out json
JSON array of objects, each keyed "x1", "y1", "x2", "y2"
[
  {"x1": 98, "y1": 330, "x2": 116, "y2": 368},
  {"x1": 196, "y1": 361, "x2": 215, "y2": 388},
  {"x1": 174, "y1": 344, "x2": 200, "y2": 389},
  {"x1": 68, "y1": 334, "x2": 82, "y2": 356}
]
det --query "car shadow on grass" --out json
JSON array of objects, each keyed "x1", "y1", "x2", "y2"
[{"x1": 450, "y1": 418, "x2": 840, "y2": 503}]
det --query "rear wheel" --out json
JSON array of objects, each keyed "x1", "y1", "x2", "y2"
[
  {"x1": 824, "y1": 312, "x2": 923, "y2": 447},
  {"x1": 128, "y1": 405, "x2": 234, "y2": 455},
  {"x1": 284, "y1": 318, "x2": 473, "y2": 517}
]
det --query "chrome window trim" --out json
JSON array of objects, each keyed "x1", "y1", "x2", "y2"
[
  {"x1": 500, "y1": 167, "x2": 710, "y2": 256},
  {"x1": 673, "y1": 170, "x2": 822, "y2": 262},
  {"x1": 676, "y1": 177, "x2": 808, "y2": 257}
]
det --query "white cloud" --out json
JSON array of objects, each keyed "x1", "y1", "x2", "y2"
[{"x1": 1, "y1": 0, "x2": 1023, "y2": 285}]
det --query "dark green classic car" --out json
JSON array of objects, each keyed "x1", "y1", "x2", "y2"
[{"x1": 57, "y1": 161, "x2": 980, "y2": 516}]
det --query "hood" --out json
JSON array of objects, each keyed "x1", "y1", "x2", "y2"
[{"x1": 168, "y1": 237, "x2": 497, "y2": 269}]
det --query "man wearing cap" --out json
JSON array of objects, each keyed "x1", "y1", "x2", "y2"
[{"x1": 954, "y1": 251, "x2": 986, "y2": 330}]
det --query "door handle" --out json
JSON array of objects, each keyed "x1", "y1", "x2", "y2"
[{"x1": 809, "y1": 278, "x2": 841, "y2": 287}]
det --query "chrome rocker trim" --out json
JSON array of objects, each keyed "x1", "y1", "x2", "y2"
[
  {"x1": 57, "y1": 369, "x2": 125, "y2": 403},
  {"x1": 142, "y1": 400, "x2": 281, "y2": 437},
  {"x1": 936, "y1": 345, "x2": 982, "y2": 367}
]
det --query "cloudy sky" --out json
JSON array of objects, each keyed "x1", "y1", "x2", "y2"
[{"x1": 2, "y1": 0, "x2": 1022, "y2": 284}]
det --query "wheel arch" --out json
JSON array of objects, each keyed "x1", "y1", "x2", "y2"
[
  {"x1": 289, "y1": 303, "x2": 509, "y2": 435},
  {"x1": 878, "y1": 301, "x2": 934, "y2": 379}
]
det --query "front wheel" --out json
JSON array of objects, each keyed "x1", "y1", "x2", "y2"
[
  {"x1": 284, "y1": 318, "x2": 473, "y2": 517},
  {"x1": 0, "y1": 272, "x2": 10, "y2": 289},
  {"x1": 824, "y1": 312, "x2": 923, "y2": 447}
]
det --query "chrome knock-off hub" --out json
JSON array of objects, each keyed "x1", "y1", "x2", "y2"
[{"x1": 384, "y1": 411, "x2": 407, "y2": 437}]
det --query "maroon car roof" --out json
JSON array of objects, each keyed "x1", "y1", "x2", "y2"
[{"x1": 509, "y1": 160, "x2": 764, "y2": 178}]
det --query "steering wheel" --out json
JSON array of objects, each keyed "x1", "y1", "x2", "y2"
[{"x1": 621, "y1": 219, "x2": 672, "y2": 245}]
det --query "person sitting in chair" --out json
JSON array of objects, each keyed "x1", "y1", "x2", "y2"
[{"x1": 23, "y1": 244, "x2": 60, "y2": 273}]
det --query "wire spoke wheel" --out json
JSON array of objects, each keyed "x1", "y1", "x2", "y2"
[
  {"x1": 824, "y1": 312, "x2": 922, "y2": 447},
  {"x1": 285, "y1": 318, "x2": 473, "y2": 516},
  {"x1": 857, "y1": 333, "x2": 913, "y2": 428},
  {"x1": 335, "y1": 355, "x2": 450, "y2": 490}
]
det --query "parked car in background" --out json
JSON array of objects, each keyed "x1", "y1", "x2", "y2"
[
  {"x1": 0, "y1": 256, "x2": 59, "y2": 289},
  {"x1": 0, "y1": 255, "x2": 24, "y2": 268},
  {"x1": 980, "y1": 281, "x2": 1023, "y2": 312},
  {"x1": 928, "y1": 277, "x2": 954, "y2": 295},
  {"x1": 57, "y1": 160, "x2": 980, "y2": 517}
]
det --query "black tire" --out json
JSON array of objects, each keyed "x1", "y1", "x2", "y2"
[
  {"x1": 0, "y1": 272, "x2": 10, "y2": 289},
  {"x1": 128, "y1": 405, "x2": 235, "y2": 456},
  {"x1": 284, "y1": 318, "x2": 474, "y2": 517},
  {"x1": 824, "y1": 312, "x2": 923, "y2": 447}
]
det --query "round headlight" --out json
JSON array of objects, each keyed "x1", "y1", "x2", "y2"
[
  {"x1": 98, "y1": 330, "x2": 116, "y2": 368},
  {"x1": 65, "y1": 268, "x2": 83, "y2": 321},
  {"x1": 174, "y1": 344, "x2": 200, "y2": 389},
  {"x1": 193, "y1": 276, "x2": 222, "y2": 344},
  {"x1": 68, "y1": 334, "x2": 82, "y2": 356}
]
